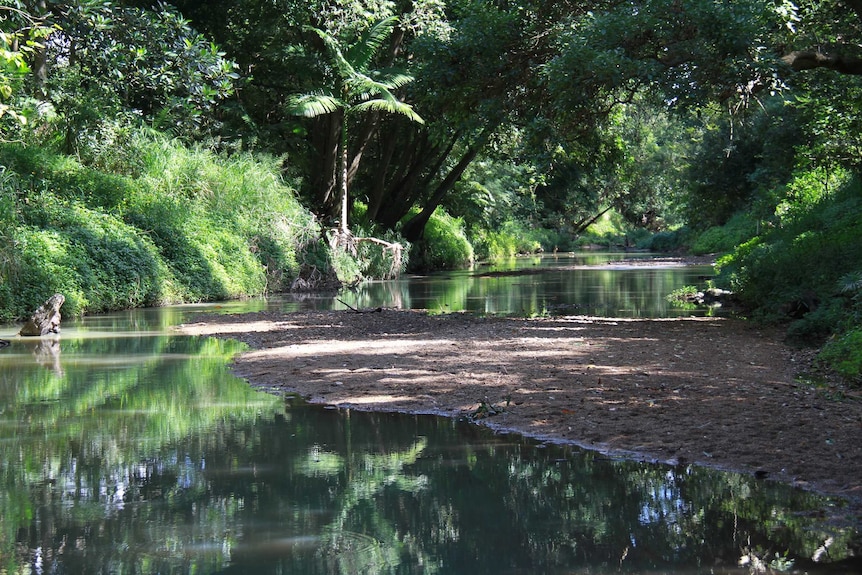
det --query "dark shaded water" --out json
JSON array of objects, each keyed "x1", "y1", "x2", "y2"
[{"x1": 0, "y1": 255, "x2": 859, "y2": 573}]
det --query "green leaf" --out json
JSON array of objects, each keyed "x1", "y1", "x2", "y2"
[
  {"x1": 352, "y1": 98, "x2": 424, "y2": 124},
  {"x1": 305, "y1": 26, "x2": 357, "y2": 81},
  {"x1": 345, "y1": 16, "x2": 399, "y2": 73},
  {"x1": 287, "y1": 93, "x2": 344, "y2": 117}
]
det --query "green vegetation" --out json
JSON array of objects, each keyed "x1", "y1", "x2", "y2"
[
  {"x1": 287, "y1": 16, "x2": 423, "y2": 239},
  {"x1": 717, "y1": 174, "x2": 862, "y2": 379},
  {"x1": 1, "y1": 0, "x2": 861, "y2": 378},
  {"x1": 408, "y1": 210, "x2": 474, "y2": 271},
  {"x1": 0, "y1": 136, "x2": 318, "y2": 320},
  {"x1": 690, "y1": 213, "x2": 759, "y2": 256}
]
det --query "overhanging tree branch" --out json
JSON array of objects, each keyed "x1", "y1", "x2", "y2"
[{"x1": 781, "y1": 49, "x2": 862, "y2": 75}]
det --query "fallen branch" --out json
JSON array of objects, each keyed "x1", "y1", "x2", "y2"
[
  {"x1": 337, "y1": 298, "x2": 382, "y2": 314},
  {"x1": 329, "y1": 229, "x2": 405, "y2": 280}
]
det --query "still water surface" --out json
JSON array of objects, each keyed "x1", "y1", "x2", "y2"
[
  {"x1": 190, "y1": 252, "x2": 716, "y2": 318},
  {"x1": 0, "y1": 254, "x2": 858, "y2": 573}
]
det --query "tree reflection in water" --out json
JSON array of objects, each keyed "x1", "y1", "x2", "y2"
[{"x1": 0, "y1": 323, "x2": 858, "y2": 574}]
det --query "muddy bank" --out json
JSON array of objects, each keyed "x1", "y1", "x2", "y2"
[{"x1": 177, "y1": 309, "x2": 862, "y2": 519}]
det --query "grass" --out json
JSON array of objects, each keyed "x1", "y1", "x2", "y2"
[{"x1": 0, "y1": 133, "x2": 321, "y2": 321}]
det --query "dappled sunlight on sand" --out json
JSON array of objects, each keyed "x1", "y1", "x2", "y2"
[
  {"x1": 246, "y1": 338, "x2": 458, "y2": 358},
  {"x1": 177, "y1": 309, "x2": 862, "y2": 501},
  {"x1": 331, "y1": 394, "x2": 419, "y2": 405},
  {"x1": 176, "y1": 320, "x2": 295, "y2": 336}
]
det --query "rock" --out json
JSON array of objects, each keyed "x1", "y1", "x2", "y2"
[
  {"x1": 19, "y1": 293, "x2": 65, "y2": 336},
  {"x1": 679, "y1": 287, "x2": 737, "y2": 307}
]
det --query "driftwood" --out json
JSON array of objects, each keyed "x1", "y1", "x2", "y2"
[
  {"x1": 337, "y1": 299, "x2": 382, "y2": 314},
  {"x1": 19, "y1": 293, "x2": 65, "y2": 336},
  {"x1": 329, "y1": 229, "x2": 405, "y2": 280}
]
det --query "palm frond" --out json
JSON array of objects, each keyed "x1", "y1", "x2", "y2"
[
  {"x1": 379, "y1": 72, "x2": 415, "y2": 90},
  {"x1": 352, "y1": 98, "x2": 424, "y2": 124},
  {"x1": 346, "y1": 71, "x2": 416, "y2": 100},
  {"x1": 305, "y1": 25, "x2": 357, "y2": 80},
  {"x1": 365, "y1": 69, "x2": 415, "y2": 90},
  {"x1": 287, "y1": 93, "x2": 343, "y2": 117},
  {"x1": 839, "y1": 271, "x2": 862, "y2": 294},
  {"x1": 345, "y1": 75, "x2": 390, "y2": 100},
  {"x1": 346, "y1": 16, "x2": 399, "y2": 72}
]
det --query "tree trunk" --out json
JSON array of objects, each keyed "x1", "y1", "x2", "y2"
[
  {"x1": 310, "y1": 112, "x2": 342, "y2": 222},
  {"x1": 376, "y1": 136, "x2": 441, "y2": 228},
  {"x1": 401, "y1": 127, "x2": 494, "y2": 242},
  {"x1": 339, "y1": 114, "x2": 349, "y2": 236},
  {"x1": 28, "y1": 0, "x2": 49, "y2": 95},
  {"x1": 366, "y1": 121, "x2": 400, "y2": 221},
  {"x1": 347, "y1": 113, "x2": 379, "y2": 188},
  {"x1": 375, "y1": 129, "x2": 461, "y2": 230},
  {"x1": 781, "y1": 50, "x2": 862, "y2": 75},
  {"x1": 19, "y1": 293, "x2": 65, "y2": 336},
  {"x1": 573, "y1": 206, "x2": 612, "y2": 235}
]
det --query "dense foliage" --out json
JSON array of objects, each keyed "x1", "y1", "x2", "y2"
[
  {"x1": 718, "y1": 171, "x2": 862, "y2": 379},
  {"x1": 1, "y1": 0, "x2": 861, "y2": 378},
  {"x1": 0, "y1": 135, "x2": 318, "y2": 319}
]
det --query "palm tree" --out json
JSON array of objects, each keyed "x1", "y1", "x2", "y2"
[{"x1": 289, "y1": 17, "x2": 424, "y2": 246}]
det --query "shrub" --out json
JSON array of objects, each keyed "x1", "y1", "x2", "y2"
[
  {"x1": 0, "y1": 132, "x2": 323, "y2": 319},
  {"x1": 815, "y1": 271, "x2": 862, "y2": 381},
  {"x1": 328, "y1": 243, "x2": 363, "y2": 286},
  {"x1": 576, "y1": 210, "x2": 655, "y2": 249},
  {"x1": 645, "y1": 229, "x2": 688, "y2": 252},
  {"x1": 470, "y1": 220, "x2": 544, "y2": 261},
  {"x1": 690, "y1": 213, "x2": 758, "y2": 255},
  {"x1": 351, "y1": 204, "x2": 411, "y2": 280},
  {"x1": 530, "y1": 226, "x2": 575, "y2": 252},
  {"x1": 818, "y1": 329, "x2": 862, "y2": 382},
  {"x1": 409, "y1": 211, "x2": 474, "y2": 271},
  {"x1": 717, "y1": 175, "x2": 862, "y2": 369},
  {"x1": 3, "y1": 203, "x2": 167, "y2": 319},
  {"x1": 0, "y1": 144, "x2": 137, "y2": 210},
  {"x1": 477, "y1": 230, "x2": 518, "y2": 260},
  {"x1": 131, "y1": 136, "x2": 317, "y2": 287}
]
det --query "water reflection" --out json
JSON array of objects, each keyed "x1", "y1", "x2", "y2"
[
  {"x1": 133, "y1": 253, "x2": 716, "y2": 319},
  {"x1": 0, "y1": 331, "x2": 858, "y2": 574},
  {"x1": 346, "y1": 253, "x2": 716, "y2": 317},
  {"x1": 0, "y1": 254, "x2": 858, "y2": 573}
]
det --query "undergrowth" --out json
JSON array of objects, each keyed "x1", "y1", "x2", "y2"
[
  {"x1": 717, "y1": 173, "x2": 862, "y2": 380},
  {"x1": 0, "y1": 133, "x2": 320, "y2": 321}
]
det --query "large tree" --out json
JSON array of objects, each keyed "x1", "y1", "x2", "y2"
[
  {"x1": 288, "y1": 16, "x2": 424, "y2": 241},
  {"x1": 778, "y1": 0, "x2": 862, "y2": 75},
  {"x1": 130, "y1": 0, "x2": 862, "y2": 239},
  {"x1": 0, "y1": 3, "x2": 45, "y2": 134},
  {"x1": 5, "y1": 1, "x2": 238, "y2": 150}
]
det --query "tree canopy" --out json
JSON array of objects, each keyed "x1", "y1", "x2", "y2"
[{"x1": 5, "y1": 0, "x2": 860, "y2": 239}]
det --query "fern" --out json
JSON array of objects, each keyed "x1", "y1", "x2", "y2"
[{"x1": 839, "y1": 271, "x2": 862, "y2": 295}]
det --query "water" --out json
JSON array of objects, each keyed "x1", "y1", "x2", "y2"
[
  {"x1": 175, "y1": 252, "x2": 717, "y2": 318},
  {"x1": 0, "y1": 254, "x2": 858, "y2": 573}
]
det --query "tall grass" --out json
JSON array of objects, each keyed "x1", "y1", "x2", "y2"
[
  {"x1": 0, "y1": 132, "x2": 320, "y2": 321},
  {"x1": 130, "y1": 135, "x2": 319, "y2": 295}
]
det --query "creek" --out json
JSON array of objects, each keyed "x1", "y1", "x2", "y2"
[{"x1": 0, "y1": 253, "x2": 858, "y2": 574}]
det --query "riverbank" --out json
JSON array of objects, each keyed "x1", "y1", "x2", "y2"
[{"x1": 177, "y1": 309, "x2": 862, "y2": 521}]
